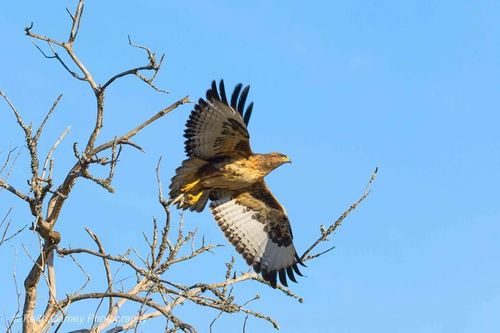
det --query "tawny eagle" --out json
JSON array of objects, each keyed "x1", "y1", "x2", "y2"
[{"x1": 169, "y1": 80, "x2": 304, "y2": 288}]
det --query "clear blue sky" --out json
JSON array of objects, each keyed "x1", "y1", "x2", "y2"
[{"x1": 1, "y1": 1, "x2": 500, "y2": 332}]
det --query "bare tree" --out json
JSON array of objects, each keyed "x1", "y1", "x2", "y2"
[{"x1": 0, "y1": 1, "x2": 376, "y2": 332}]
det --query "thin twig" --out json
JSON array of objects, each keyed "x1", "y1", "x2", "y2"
[
  {"x1": 5, "y1": 249, "x2": 21, "y2": 333},
  {"x1": 35, "y1": 94, "x2": 63, "y2": 141},
  {"x1": 41, "y1": 126, "x2": 71, "y2": 180},
  {"x1": 86, "y1": 228, "x2": 114, "y2": 314},
  {"x1": 301, "y1": 167, "x2": 378, "y2": 261}
]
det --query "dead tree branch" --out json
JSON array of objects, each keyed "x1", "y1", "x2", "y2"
[
  {"x1": 301, "y1": 167, "x2": 378, "y2": 261},
  {"x1": 0, "y1": 1, "x2": 186, "y2": 332},
  {"x1": 0, "y1": 209, "x2": 27, "y2": 247},
  {"x1": 1, "y1": 0, "x2": 376, "y2": 331}
]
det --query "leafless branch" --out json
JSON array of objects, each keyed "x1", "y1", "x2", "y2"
[
  {"x1": 67, "y1": 253, "x2": 92, "y2": 294},
  {"x1": 0, "y1": 148, "x2": 18, "y2": 175},
  {"x1": 101, "y1": 36, "x2": 167, "y2": 92},
  {"x1": 0, "y1": 179, "x2": 31, "y2": 203},
  {"x1": 86, "y1": 228, "x2": 114, "y2": 314},
  {"x1": 35, "y1": 94, "x2": 64, "y2": 141},
  {"x1": 2, "y1": 0, "x2": 377, "y2": 332},
  {"x1": 4, "y1": 1, "x2": 190, "y2": 331},
  {"x1": 0, "y1": 209, "x2": 27, "y2": 246},
  {"x1": 0, "y1": 148, "x2": 30, "y2": 202},
  {"x1": 68, "y1": 0, "x2": 84, "y2": 44},
  {"x1": 301, "y1": 167, "x2": 378, "y2": 261},
  {"x1": 0, "y1": 90, "x2": 30, "y2": 133},
  {"x1": 31, "y1": 41, "x2": 86, "y2": 81},
  {"x1": 41, "y1": 126, "x2": 71, "y2": 180},
  {"x1": 5, "y1": 250, "x2": 21, "y2": 333},
  {"x1": 51, "y1": 162, "x2": 373, "y2": 332}
]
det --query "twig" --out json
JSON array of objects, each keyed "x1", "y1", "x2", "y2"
[
  {"x1": 5, "y1": 249, "x2": 22, "y2": 333},
  {"x1": 86, "y1": 228, "x2": 114, "y2": 315},
  {"x1": 0, "y1": 209, "x2": 27, "y2": 246},
  {"x1": 0, "y1": 90, "x2": 30, "y2": 133},
  {"x1": 45, "y1": 97, "x2": 187, "y2": 227},
  {"x1": 68, "y1": 0, "x2": 84, "y2": 44},
  {"x1": 31, "y1": 41, "x2": 85, "y2": 81},
  {"x1": 0, "y1": 147, "x2": 31, "y2": 202},
  {"x1": 0, "y1": 179, "x2": 32, "y2": 203},
  {"x1": 35, "y1": 94, "x2": 63, "y2": 141},
  {"x1": 5, "y1": 0, "x2": 379, "y2": 331},
  {"x1": 91, "y1": 96, "x2": 189, "y2": 156},
  {"x1": 0, "y1": 147, "x2": 19, "y2": 175},
  {"x1": 41, "y1": 126, "x2": 71, "y2": 180},
  {"x1": 66, "y1": 254, "x2": 91, "y2": 294},
  {"x1": 301, "y1": 167, "x2": 378, "y2": 261}
]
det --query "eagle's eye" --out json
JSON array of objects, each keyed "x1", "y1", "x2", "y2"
[{"x1": 277, "y1": 153, "x2": 290, "y2": 161}]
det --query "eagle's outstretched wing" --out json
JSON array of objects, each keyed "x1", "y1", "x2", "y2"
[
  {"x1": 210, "y1": 182, "x2": 304, "y2": 288},
  {"x1": 184, "y1": 80, "x2": 254, "y2": 160}
]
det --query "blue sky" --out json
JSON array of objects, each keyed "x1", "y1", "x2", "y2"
[{"x1": 1, "y1": 1, "x2": 500, "y2": 332}]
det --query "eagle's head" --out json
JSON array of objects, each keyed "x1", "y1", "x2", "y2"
[
  {"x1": 267, "y1": 152, "x2": 291, "y2": 166},
  {"x1": 252, "y1": 152, "x2": 291, "y2": 175}
]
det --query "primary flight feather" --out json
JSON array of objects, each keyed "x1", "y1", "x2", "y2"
[{"x1": 169, "y1": 80, "x2": 304, "y2": 288}]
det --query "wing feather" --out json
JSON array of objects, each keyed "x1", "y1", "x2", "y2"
[
  {"x1": 210, "y1": 182, "x2": 302, "y2": 288},
  {"x1": 219, "y1": 80, "x2": 229, "y2": 105},
  {"x1": 184, "y1": 80, "x2": 253, "y2": 160},
  {"x1": 238, "y1": 85, "x2": 250, "y2": 116},
  {"x1": 230, "y1": 83, "x2": 242, "y2": 109},
  {"x1": 243, "y1": 102, "x2": 253, "y2": 126}
]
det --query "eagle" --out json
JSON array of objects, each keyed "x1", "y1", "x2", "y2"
[{"x1": 169, "y1": 80, "x2": 304, "y2": 288}]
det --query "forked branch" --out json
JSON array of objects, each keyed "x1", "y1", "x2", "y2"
[{"x1": 1, "y1": 0, "x2": 377, "y2": 331}]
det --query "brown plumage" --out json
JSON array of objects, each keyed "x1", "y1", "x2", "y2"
[{"x1": 169, "y1": 80, "x2": 304, "y2": 288}]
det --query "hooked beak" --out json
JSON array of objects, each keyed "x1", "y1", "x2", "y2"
[{"x1": 284, "y1": 156, "x2": 292, "y2": 164}]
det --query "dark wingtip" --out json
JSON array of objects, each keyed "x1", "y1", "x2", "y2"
[
  {"x1": 292, "y1": 263, "x2": 303, "y2": 277},
  {"x1": 295, "y1": 253, "x2": 307, "y2": 267},
  {"x1": 197, "y1": 97, "x2": 207, "y2": 107},
  {"x1": 243, "y1": 101, "x2": 253, "y2": 126},
  {"x1": 286, "y1": 266, "x2": 297, "y2": 283},
  {"x1": 208, "y1": 80, "x2": 220, "y2": 101},
  {"x1": 269, "y1": 272, "x2": 277, "y2": 288},
  {"x1": 238, "y1": 85, "x2": 250, "y2": 116},
  {"x1": 230, "y1": 83, "x2": 243, "y2": 109},
  {"x1": 263, "y1": 270, "x2": 277, "y2": 288},
  {"x1": 219, "y1": 79, "x2": 228, "y2": 105},
  {"x1": 279, "y1": 269, "x2": 288, "y2": 287}
]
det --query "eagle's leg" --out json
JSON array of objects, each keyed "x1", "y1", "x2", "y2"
[
  {"x1": 179, "y1": 178, "x2": 205, "y2": 206},
  {"x1": 169, "y1": 157, "x2": 212, "y2": 211},
  {"x1": 181, "y1": 179, "x2": 201, "y2": 192},
  {"x1": 170, "y1": 191, "x2": 205, "y2": 208},
  {"x1": 185, "y1": 191, "x2": 204, "y2": 205},
  {"x1": 170, "y1": 179, "x2": 205, "y2": 209}
]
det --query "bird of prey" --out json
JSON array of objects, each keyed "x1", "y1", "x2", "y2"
[{"x1": 169, "y1": 80, "x2": 304, "y2": 288}]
